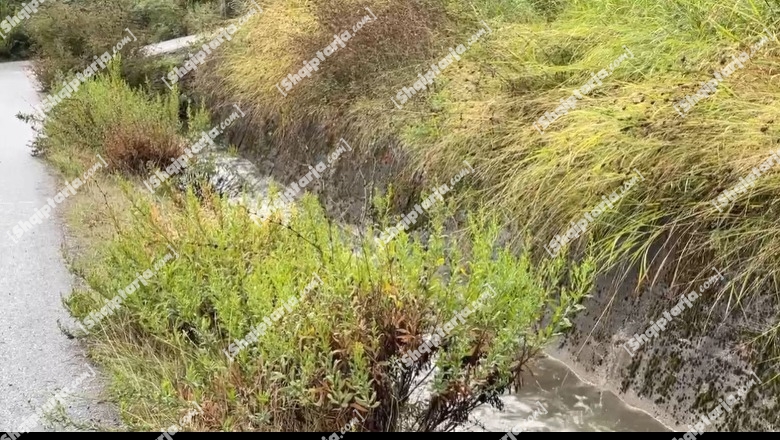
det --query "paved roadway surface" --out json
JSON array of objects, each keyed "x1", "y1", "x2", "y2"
[{"x1": 0, "y1": 61, "x2": 117, "y2": 432}]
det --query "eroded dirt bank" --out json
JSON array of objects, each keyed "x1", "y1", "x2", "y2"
[{"x1": 550, "y1": 257, "x2": 778, "y2": 432}]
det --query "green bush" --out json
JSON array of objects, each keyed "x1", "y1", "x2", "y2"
[
  {"x1": 30, "y1": 59, "x2": 182, "y2": 176},
  {"x1": 66, "y1": 189, "x2": 594, "y2": 431},
  {"x1": 131, "y1": 0, "x2": 224, "y2": 42},
  {"x1": 132, "y1": 0, "x2": 188, "y2": 42}
]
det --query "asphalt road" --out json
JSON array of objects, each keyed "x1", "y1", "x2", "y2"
[{"x1": 0, "y1": 61, "x2": 115, "y2": 432}]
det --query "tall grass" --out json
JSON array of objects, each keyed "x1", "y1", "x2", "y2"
[
  {"x1": 404, "y1": 0, "x2": 780, "y2": 312},
  {"x1": 197, "y1": 0, "x2": 780, "y2": 366}
]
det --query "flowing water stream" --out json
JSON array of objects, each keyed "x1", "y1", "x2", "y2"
[{"x1": 471, "y1": 356, "x2": 670, "y2": 432}]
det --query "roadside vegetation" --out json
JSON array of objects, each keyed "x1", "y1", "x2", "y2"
[
  {"x1": 20, "y1": 0, "x2": 780, "y2": 432},
  {"x1": 65, "y1": 183, "x2": 593, "y2": 431},
  {"x1": 30, "y1": 62, "x2": 185, "y2": 174},
  {"x1": 29, "y1": 58, "x2": 595, "y2": 430},
  {"x1": 1, "y1": 0, "x2": 232, "y2": 87}
]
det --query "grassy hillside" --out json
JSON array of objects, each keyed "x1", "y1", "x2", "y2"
[{"x1": 197, "y1": 0, "x2": 780, "y2": 363}]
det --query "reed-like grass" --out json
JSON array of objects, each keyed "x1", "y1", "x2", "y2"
[{"x1": 198, "y1": 0, "x2": 780, "y2": 361}]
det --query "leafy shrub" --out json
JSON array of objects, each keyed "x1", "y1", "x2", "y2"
[
  {"x1": 131, "y1": 0, "x2": 228, "y2": 41},
  {"x1": 31, "y1": 59, "x2": 182, "y2": 176},
  {"x1": 120, "y1": 55, "x2": 187, "y2": 95},
  {"x1": 66, "y1": 189, "x2": 593, "y2": 431},
  {"x1": 26, "y1": 0, "x2": 142, "y2": 89},
  {"x1": 180, "y1": 0, "x2": 226, "y2": 38},
  {"x1": 131, "y1": 0, "x2": 187, "y2": 42}
]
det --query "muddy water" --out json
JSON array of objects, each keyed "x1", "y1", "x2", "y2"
[{"x1": 470, "y1": 357, "x2": 671, "y2": 433}]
